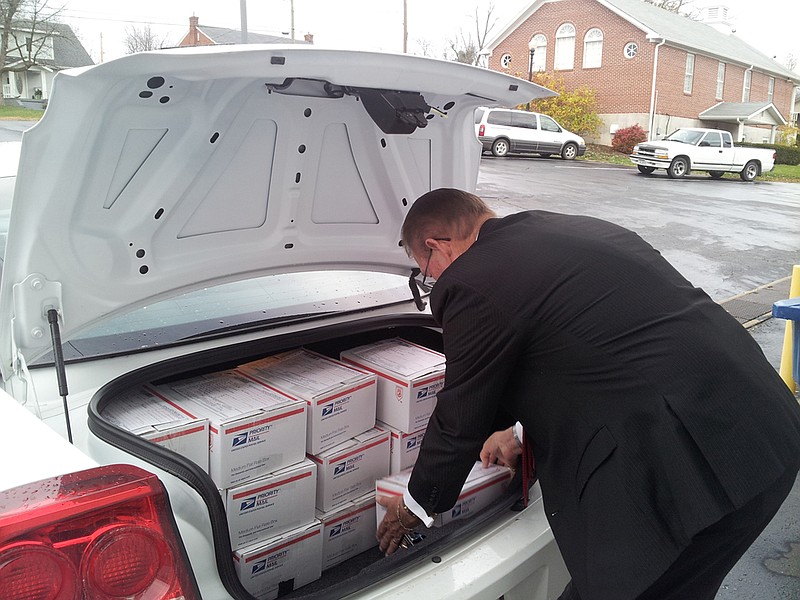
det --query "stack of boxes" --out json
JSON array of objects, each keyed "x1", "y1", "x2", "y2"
[
  {"x1": 102, "y1": 339, "x2": 506, "y2": 599},
  {"x1": 340, "y1": 338, "x2": 446, "y2": 474}
]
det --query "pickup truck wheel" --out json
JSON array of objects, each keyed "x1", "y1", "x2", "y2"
[
  {"x1": 491, "y1": 139, "x2": 510, "y2": 157},
  {"x1": 709, "y1": 171, "x2": 725, "y2": 179},
  {"x1": 561, "y1": 142, "x2": 578, "y2": 160},
  {"x1": 667, "y1": 157, "x2": 689, "y2": 179},
  {"x1": 637, "y1": 165, "x2": 656, "y2": 175},
  {"x1": 740, "y1": 161, "x2": 759, "y2": 182}
]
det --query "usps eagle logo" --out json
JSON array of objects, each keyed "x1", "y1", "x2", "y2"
[
  {"x1": 240, "y1": 497, "x2": 257, "y2": 511},
  {"x1": 251, "y1": 560, "x2": 267, "y2": 575},
  {"x1": 322, "y1": 404, "x2": 334, "y2": 417},
  {"x1": 334, "y1": 463, "x2": 347, "y2": 476},
  {"x1": 232, "y1": 432, "x2": 249, "y2": 447}
]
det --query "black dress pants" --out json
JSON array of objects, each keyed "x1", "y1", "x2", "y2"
[{"x1": 557, "y1": 464, "x2": 799, "y2": 600}]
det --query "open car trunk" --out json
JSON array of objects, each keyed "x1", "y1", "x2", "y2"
[{"x1": 87, "y1": 315, "x2": 529, "y2": 600}]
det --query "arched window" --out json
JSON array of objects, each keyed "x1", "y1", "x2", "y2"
[
  {"x1": 554, "y1": 23, "x2": 576, "y2": 70},
  {"x1": 530, "y1": 34, "x2": 547, "y2": 72},
  {"x1": 500, "y1": 53, "x2": 512, "y2": 69},
  {"x1": 582, "y1": 28, "x2": 603, "y2": 68}
]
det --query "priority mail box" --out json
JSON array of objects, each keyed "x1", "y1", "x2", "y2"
[
  {"x1": 378, "y1": 421, "x2": 426, "y2": 474},
  {"x1": 375, "y1": 461, "x2": 513, "y2": 527},
  {"x1": 225, "y1": 458, "x2": 317, "y2": 551},
  {"x1": 234, "y1": 521, "x2": 323, "y2": 600},
  {"x1": 340, "y1": 338, "x2": 445, "y2": 433},
  {"x1": 239, "y1": 349, "x2": 377, "y2": 455},
  {"x1": 317, "y1": 492, "x2": 378, "y2": 570},
  {"x1": 309, "y1": 427, "x2": 390, "y2": 511},
  {"x1": 147, "y1": 370, "x2": 307, "y2": 488},
  {"x1": 102, "y1": 387, "x2": 209, "y2": 471}
]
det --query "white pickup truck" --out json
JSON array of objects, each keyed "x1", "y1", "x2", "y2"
[{"x1": 630, "y1": 128, "x2": 776, "y2": 181}]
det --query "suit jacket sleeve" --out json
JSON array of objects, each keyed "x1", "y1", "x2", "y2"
[{"x1": 407, "y1": 274, "x2": 526, "y2": 515}]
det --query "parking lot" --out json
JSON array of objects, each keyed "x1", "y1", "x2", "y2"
[
  {"x1": 476, "y1": 155, "x2": 800, "y2": 599},
  {"x1": 2, "y1": 119, "x2": 799, "y2": 597}
]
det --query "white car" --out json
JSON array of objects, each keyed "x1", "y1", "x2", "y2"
[
  {"x1": 629, "y1": 127, "x2": 776, "y2": 181},
  {"x1": 0, "y1": 47, "x2": 570, "y2": 600},
  {"x1": 474, "y1": 107, "x2": 587, "y2": 160}
]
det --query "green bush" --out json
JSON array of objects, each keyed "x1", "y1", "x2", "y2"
[
  {"x1": 737, "y1": 141, "x2": 800, "y2": 165},
  {"x1": 611, "y1": 124, "x2": 648, "y2": 155}
]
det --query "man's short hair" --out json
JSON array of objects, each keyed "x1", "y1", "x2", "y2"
[{"x1": 401, "y1": 188, "x2": 493, "y2": 257}]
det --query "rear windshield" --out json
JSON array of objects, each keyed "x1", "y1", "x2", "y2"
[{"x1": 40, "y1": 271, "x2": 413, "y2": 362}]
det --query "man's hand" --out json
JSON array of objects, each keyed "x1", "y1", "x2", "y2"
[
  {"x1": 376, "y1": 495, "x2": 422, "y2": 556},
  {"x1": 480, "y1": 426, "x2": 523, "y2": 468}
]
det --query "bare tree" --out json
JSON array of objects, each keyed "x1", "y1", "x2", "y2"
[
  {"x1": 444, "y1": 2, "x2": 496, "y2": 66},
  {"x1": 123, "y1": 24, "x2": 168, "y2": 54},
  {"x1": 1, "y1": 0, "x2": 64, "y2": 104},
  {"x1": 641, "y1": 0, "x2": 694, "y2": 12},
  {"x1": 785, "y1": 52, "x2": 798, "y2": 73}
]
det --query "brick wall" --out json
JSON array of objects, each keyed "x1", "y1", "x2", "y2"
[{"x1": 487, "y1": 0, "x2": 797, "y2": 142}]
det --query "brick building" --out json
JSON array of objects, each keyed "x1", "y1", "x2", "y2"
[
  {"x1": 483, "y1": 0, "x2": 799, "y2": 144},
  {"x1": 177, "y1": 16, "x2": 313, "y2": 47}
]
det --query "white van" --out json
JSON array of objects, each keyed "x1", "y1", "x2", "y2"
[{"x1": 475, "y1": 107, "x2": 586, "y2": 159}]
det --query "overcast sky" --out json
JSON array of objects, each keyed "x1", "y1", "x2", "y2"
[{"x1": 58, "y1": 0, "x2": 798, "y2": 73}]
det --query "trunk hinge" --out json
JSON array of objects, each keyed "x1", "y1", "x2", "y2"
[{"x1": 11, "y1": 274, "x2": 72, "y2": 442}]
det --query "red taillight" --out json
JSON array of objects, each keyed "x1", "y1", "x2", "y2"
[
  {"x1": 0, "y1": 543, "x2": 79, "y2": 600},
  {"x1": 0, "y1": 464, "x2": 200, "y2": 600},
  {"x1": 479, "y1": 124, "x2": 485, "y2": 136}
]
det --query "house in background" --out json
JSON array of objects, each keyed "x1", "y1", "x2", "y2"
[
  {"x1": 177, "y1": 16, "x2": 313, "y2": 48},
  {"x1": 2, "y1": 22, "x2": 93, "y2": 104},
  {"x1": 483, "y1": 0, "x2": 800, "y2": 144}
]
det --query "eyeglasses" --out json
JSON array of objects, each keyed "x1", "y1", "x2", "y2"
[{"x1": 421, "y1": 237, "x2": 451, "y2": 288}]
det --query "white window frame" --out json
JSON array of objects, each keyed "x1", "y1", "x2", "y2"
[
  {"x1": 768, "y1": 77, "x2": 775, "y2": 103},
  {"x1": 743, "y1": 69, "x2": 751, "y2": 102},
  {"x1": 684, "y1": 53, "x2": 695, "y2": 94},
  {"x1": 623, "y1": 42, "x2": 638, "y2": 59},
  {"x1": 500, "y1": 53, "x2": 512, "y2": 69},
  {"x1": 582, "y1": 28, "x2": 603, "y2": 69},
  {"x1": 531, "y1": 34, "x2": 547, "y2": 72},
  {"x1": 716, "y1": 62, "x2": 725, "y2": 100},
  {"x1": 554, "y1": 23, "x2": 576, "y2": 70}
]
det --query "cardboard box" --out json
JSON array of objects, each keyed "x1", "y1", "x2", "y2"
[
  {"x1": 309, "y1": 427, "x2": 390, "y2": 511},
  {"x1": 102, "y1": 386, "x2": 210, "y2": 471},
  {"x1": 147, "y1": 370, "x2": 307, "y2": 488},
  {"x1": 225, "y1": 459, "x2": 317, "y2": 551},
  {"x1": 234, "y1": 521, "x2": 323, "y2": 600},
  {"x1": 375, "y1": 461, "x2": 513, "y2": 527},
  {"x1": 340, "y1": 338, "x2": 445, "y2": 433},
  {"x1": 378, "y1": 421, "x2": 426, "y2": 474},
  {"x1": 239, "y1": 349, "x2": 377, "y2": 454},
  {"x1": 317, "y1": 492, "x2": 378, "y2": 570}
]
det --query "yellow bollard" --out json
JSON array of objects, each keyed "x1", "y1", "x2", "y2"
[{"x1": 778, "y1": 265, "x2": 800, "y2": 392}]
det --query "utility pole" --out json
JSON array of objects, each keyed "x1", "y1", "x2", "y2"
[
  {"x1": 403, "y1": 0, "x2": 408, "y2": 53},
  {"x1": 240, "y1": 0, "x2": 248, "y2": 44},
  {"x1": 291, "y1": 0, "x2": 295, "y2": 42}
]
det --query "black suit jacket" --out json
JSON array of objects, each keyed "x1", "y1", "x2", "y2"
[{"x1": 407, "y1": 211, "x2": 800, "y2": 599}]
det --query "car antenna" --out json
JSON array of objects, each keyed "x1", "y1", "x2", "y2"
[{"x1": 46, "y1": 308, "x2": 73, "y2": 443}]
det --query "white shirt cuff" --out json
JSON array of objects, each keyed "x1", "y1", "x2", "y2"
[
  {"x1": 513, "y1": 421, "x2": 524, "y2": 446},
  {"x1": 403, "y1": 489, "x2": 435, "y2": 528}
]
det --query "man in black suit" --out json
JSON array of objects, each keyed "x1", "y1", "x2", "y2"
[{"x1": 376, "y1": 188, "x2": 800, "y2": 600}]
